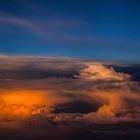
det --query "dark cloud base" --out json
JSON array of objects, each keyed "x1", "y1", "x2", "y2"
[
  {"x1": 110, "y1": 64, "x2": 140, "y2": 82},
  {"x1": 1, "y1": 122, "x2": 140, "y2": 140}
]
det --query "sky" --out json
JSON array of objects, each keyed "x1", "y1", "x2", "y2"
[{"x1": 0, "y1": 0, "x2": 140, "y2": 62}]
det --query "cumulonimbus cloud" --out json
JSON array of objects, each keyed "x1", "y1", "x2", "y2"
[
  {"x1": 76, "y1": 63, "x2": 131, "y2": 81},
  {"x1": 0, "y1": 56, "x2": 139, "y2": 128}
]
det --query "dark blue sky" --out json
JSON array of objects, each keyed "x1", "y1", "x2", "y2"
[{"x1": 0, "y1": 0, "x2": 140, "y2": 62}]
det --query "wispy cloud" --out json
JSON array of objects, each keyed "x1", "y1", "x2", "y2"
[
  {"x1": 0, "y1": 14, "x2": 97, "y2": 46},
  {"x1": 1, "y1": 14, "x2": 139, "y2": 54}
]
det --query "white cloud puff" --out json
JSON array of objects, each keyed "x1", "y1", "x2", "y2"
[{"x1": 77, "y1": 64, "x2": 131, "y2": 81}]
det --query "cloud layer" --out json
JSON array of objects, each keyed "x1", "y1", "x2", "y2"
[{"x1": 0, "y1": 56, "x2": 140, "y2": 130}]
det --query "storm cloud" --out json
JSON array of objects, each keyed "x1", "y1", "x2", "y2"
[{"x1": 0, "y1": 56, "x2": 140, "y2": 140}]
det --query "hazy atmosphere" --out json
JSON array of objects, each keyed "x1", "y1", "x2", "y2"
[{"x1": 0, "y1": 0, "x2": 140, "y2": 140}]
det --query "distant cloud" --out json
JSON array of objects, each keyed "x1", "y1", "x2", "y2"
[{"x1": 76, "y1": 63, "x2": 131, "y2": 81}]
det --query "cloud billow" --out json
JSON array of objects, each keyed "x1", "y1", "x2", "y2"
[{"x1": 0, "y1": 56, "x2": 140, "y2": 130}]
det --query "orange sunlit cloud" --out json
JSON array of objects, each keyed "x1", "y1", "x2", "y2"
[
  {"x1": 0, "y1": 89, "x2": 69, "y2": 118},
  {"x1": 0, "y1": 90, "x2": 48, "y2": 118}
]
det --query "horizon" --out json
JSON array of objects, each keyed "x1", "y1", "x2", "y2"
[{"x1": 0, "y1": 0, "x2": 140, "y2": 62}]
